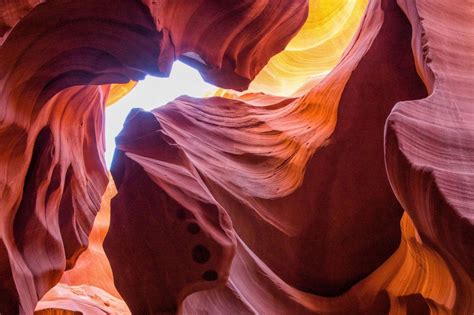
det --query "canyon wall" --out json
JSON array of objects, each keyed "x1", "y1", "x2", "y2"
[{"x1": 0, "y1": 0, "x2": 472, "y2": 314}]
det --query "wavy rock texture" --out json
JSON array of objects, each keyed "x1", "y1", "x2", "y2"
[
  {"x1": 0, "y1": 84, "x2": 109, "y2": 314},
  {"x1": 216, "y1": 0, "x2": 369, "y2": 96},
  {"x1": 384, "y1": 0, "x2": 474, "y2": 312},
  {"x1": 36, "y1": 284, "x2": 129, "y2": 315},
  {"x1": 0, "y1": 0, "x2": 160, "y2": 311},
  {"x1": 54, "y1": 179, "x2": 122, "y2": 300},
  {"x1": 0, "y1": 0, "x2": 42, "y2": 45},
  {"x1": 0, "y1": 0, "x2": 305, "y2": 313},
  {"x1": 386, "y1": 0, "x2": 474, "y2": 286},
  {"x1": 104, "y1": 0, "x2": 472, "y2": 313},
  {"x1": 35, "y1": 180, "x2": 130, "y2": 314},
  {"x1": 181, "y1": 213, "x2": 460, "y2": 314},
  {"x1": 142, "y1": 0, "x2": 308, "y2": 90},
  {"x1": 1, "y1": 0, "x2": 473, "y2": 314}
]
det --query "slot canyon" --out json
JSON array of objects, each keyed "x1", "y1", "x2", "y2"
[{"x1": 0, "y1": 0, "x2": 472, "y2": 314}]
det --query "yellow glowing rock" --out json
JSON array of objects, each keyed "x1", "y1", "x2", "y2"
[
  {"x1": 216, "y1": 0, "x2": 368, "y2": 97},
  {"x1": 106, "y1": 81, "x2": 137, "y2": 107}
]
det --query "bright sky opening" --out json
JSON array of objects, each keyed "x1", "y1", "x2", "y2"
[{"x1": 105, "y1": 61, "x2": 216, "y2": 168}]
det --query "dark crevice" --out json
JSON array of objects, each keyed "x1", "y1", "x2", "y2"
[
  {"x1": 14, "y1": 127, "x2": 55, "y2": 253},
  {"x1": 58, "y1": 165, "x2": 85, "y2": 270}
]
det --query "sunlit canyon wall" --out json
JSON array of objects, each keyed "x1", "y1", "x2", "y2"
[{"x1": 0, "y1": 0, "x2": 472, "y2": 314}]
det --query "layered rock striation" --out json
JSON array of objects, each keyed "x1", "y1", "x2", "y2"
[
  {"x1": 0, "y1": 0, "x2": 306, "y2": 313},
  {"x1": 0, "y1": 0, "x2": 472, "y2": 314}
]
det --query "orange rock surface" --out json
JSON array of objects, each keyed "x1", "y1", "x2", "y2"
[{"x1": 0, "y1": 0, "x2": 472, "y2": 314}]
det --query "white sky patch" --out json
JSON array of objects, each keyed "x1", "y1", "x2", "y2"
[{"x1": 105, "y1": 61, "x2": 216, "y2": 168}]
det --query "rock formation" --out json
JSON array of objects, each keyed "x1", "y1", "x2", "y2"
[{"x1": 0, "y1": 0, "x2": 472, "y2": 314}]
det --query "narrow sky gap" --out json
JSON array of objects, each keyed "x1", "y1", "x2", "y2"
[{"x1": 105, "y1": 61, "x2": 216, "y2": 168}]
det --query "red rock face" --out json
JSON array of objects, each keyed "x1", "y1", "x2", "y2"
[
  {"x1": 0, "y1": 0, "x2": 161, "y2": 311},
  {"x1": 103, "y1": 1, "x2": 429, "y2": 312},
  {"x1": 0, "y1": 0, "x2": 473, "y2": 314},
  {"x1": 0, "y1": 84, "x2": 109, "y2": 314},
  {"x1": 386, "y1": 0, "x2": 474, "y2": 283},
  {"x1": 142, "y1": 0, "x2": 309, "y2": 90},
  {"x1": 0, "y1": 0, "x2": 306, "y2": 313}
]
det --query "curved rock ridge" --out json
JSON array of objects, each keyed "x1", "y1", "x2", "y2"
[
  {"x1": 36, "y1": 284, "x2": 129, "y2": 315},
  {"x1": 35, "y1": 179, "x2": 130, "y2": 314},
  {"x1": 1, "y1": 0, "x2": 472, "y2": 314},
  {"x1": 0, "y1": 0, "x2": 42, "y2": 45},
  {"x1": 181, "y1": 213, "x2": 459, "y2": 314},
  {"x1": 103, "y1": 0, "x2": 472, "y2": 313},
  {"x1": 0, "y1": 0, "x2": 306, "y2": 313},
  {"x1": 0, "y1": 0, "x2": 160, "y2": 311},
  {"x1": 0, "y1": 85, "x2": 109, "y2": 314},
  {"x1": 142, "y1": 0, "x2": 308, "y2": 90},
  {"x1": 56, "y1": 178, "x2": 122, "y2": 300},
  {"x1": 385, "y1": 0, "x2": 474, "y2": 311},
  {"x1": 218, "y1": 0, "x2": 370, "y2": 96}
]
